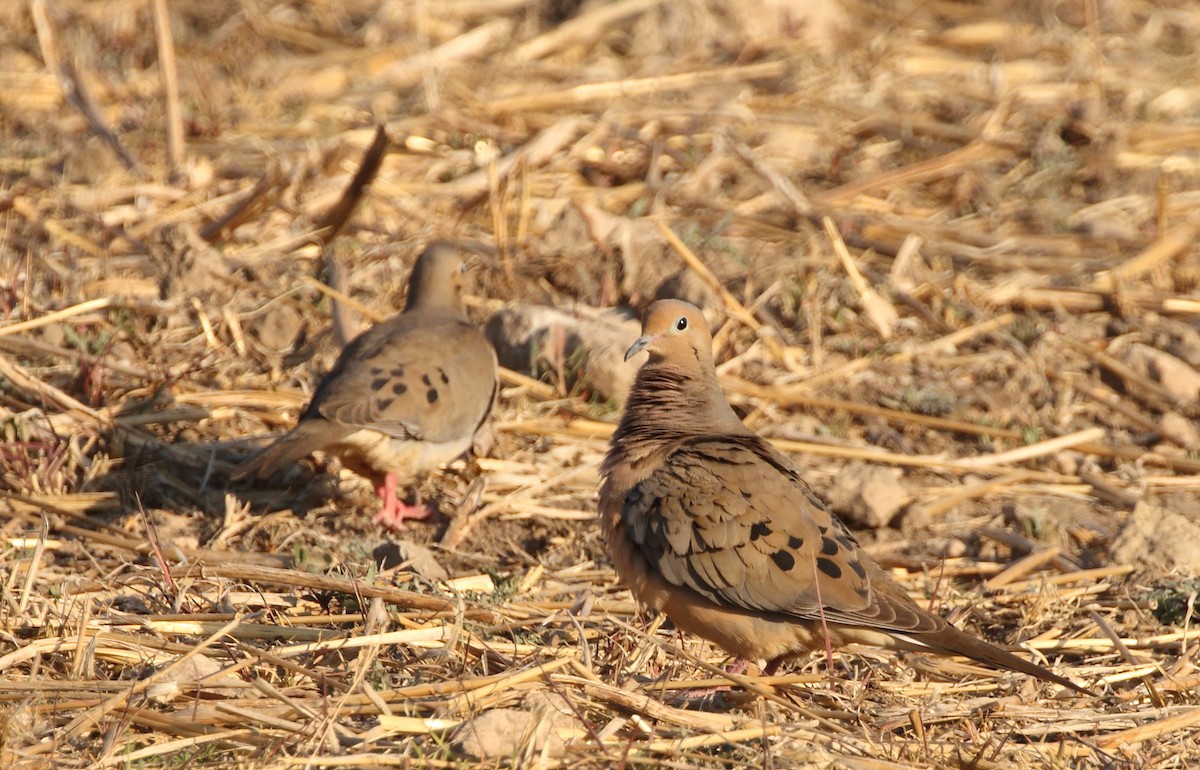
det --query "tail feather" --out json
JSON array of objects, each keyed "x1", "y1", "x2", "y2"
[
  {"x1": 232, "y1": 423, "x2": 344, "y2": 481},
  {"x1": 892, "y1": 626, "x2": 1094, "y2": 695}
]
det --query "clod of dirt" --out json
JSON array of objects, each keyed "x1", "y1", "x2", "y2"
[
  {"x1": 451, "y1": 692, "x2": 580, "y2": 759},
  {"x1": 924, "y1": 537, "x2": 968, "y2": 559},
  {"x1": 146, "y1": 653, "x2": 243, "y2": 703},
  {"x1": 250, "y1": 303, "x2": 305, "y2": 353},
  {"x1": 825, "y1": 463, "x2": 910, "y2": 529},
  {"x1": 1158, "y1": 412, "x2": 1200, "y2": 452},
  {"x1": 372, "y1": 541, "x2": 450, "y2": 581},
  {"x1": 1121, "y1": 343, "x2": 1200, "y2": 403},
  {"x1": 485, "y1": 302, "x2": 640, "y2": 406},
  {"x1": 1111, "y1": 501, "x2": 1200, "y2": 576}
]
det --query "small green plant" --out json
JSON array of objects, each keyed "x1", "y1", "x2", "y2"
[
  {"x1": 484, "y1": 569, "x2": 521, "y2": 604},
  {"x1": 1016, "y1": 506, "x2": 1047, "y2": 539},
  {"x1": 63, "y1": 324, "x2": 113, "y2": 356},
  {"x1": 1145, "y1": 580, "x2": 1200, "y2": 626},
  {"x1": 779, "y1": 274, "x2": 806, "y2": 319},
  {"x1": 902, "y1": 386, "x2": 955, "y2": 417},
  {"x1": 1008, "y1": 316, "x2": 1043, "y2": 347}
]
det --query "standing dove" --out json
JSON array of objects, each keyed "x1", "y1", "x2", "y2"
[
  {"x1": 600, "y1": 299, "x2": 1090, "y2": 694},
  {"x1": 235, "y1": 242, "x2": 498, "y2": 530}
]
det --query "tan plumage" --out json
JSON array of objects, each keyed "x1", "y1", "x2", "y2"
[
  {"x1": 235, "y1": 242, "x2": 498, "y2": 529},
  {"x1": 600, "y1": 299, "x2": 1090, "y2": 694}
]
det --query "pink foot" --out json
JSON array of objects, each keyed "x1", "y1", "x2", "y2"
[
  {"x1": 371, "y1": 473, "x2": 434, "y2": 531},
  {"x1": 677, "y1": 657, "x2": 754, "y2": 700}
]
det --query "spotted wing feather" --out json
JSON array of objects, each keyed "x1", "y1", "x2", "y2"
[
  {"x1": 308, "y1": 310, "x2": 495, "y2": 443},
  {"x1": 621, "y1": 434, "x2": 945, "y2": 635}
]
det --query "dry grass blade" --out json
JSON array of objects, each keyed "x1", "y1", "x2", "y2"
[
  {"x1": 825, "y1": 216, "x2": 898, "y2": 339},
  {"x1": 515, "y1": 0, "x2": 665, "y2": 61},
  {"x1": 485, "y1": 60, "x2": 788, "y2": 113},
  {"x1": 1090, "y1": 223, "x2": 1196, "y2": 292},
  {"x1": 151, "y1": 0, "x2": 183, "y2": 176},
  {"x1": 4, "y1": 1, "x2": 1199, "y2": 768},
  {"x1": 952, "y1": 427, "x2": 1105, "y2": 468},
  {"x1": 61, "y1": 616, "x2": 243, "y2": 739},
  {"x1": 30, "y1": 0, "x2": 137, "y2": 171}
]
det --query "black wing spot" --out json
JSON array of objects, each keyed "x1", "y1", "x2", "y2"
[
  {"x1": 820, "y1": 537, "x2": 838, "y2": 556},
  {"x1": 818, "y1": 524, "x2": 829, "y2": 535},
  {"x1": 422, "y1": 373, "x2": 432, "y2": 386},
  {"x1": 370, "y1": 377, "x2": 388, "y2": 391},
  {"x1": 393, "y1": 382, "x2": 408, "y2": 395},
  {"x1": 848, "y1": 559, "x2": 867, "y2": 579},
  {"x1": 391, "y1": 366, "x2": 405, "y2": 378},
  {"x1": 749, "y1": 522, "x2": 771, "y2": 541},
  {"x1": 370, "y1": 366, "x2": 384, "y2": 376},
  {"x1": 817, "y1": 557, "x2": 842, "y2": 580},
  {"x1": 438, "y1": 367, "x2": 450, "y2": 384},
  {"x1": 770, "y1": 550, "x2": 796, "y2": 571},
  {"x1": 836, "y1": 534, "x2": 855, "y2": 550},
  {"x1": 375, "y1": 397, "x2": 395, "y2": 412},
  {"x1": 788, "y1": 535, "x2": 805, "y2": 549},
  {"x1": 426, "y1": 389, "x2": 439, "y2": 404}
]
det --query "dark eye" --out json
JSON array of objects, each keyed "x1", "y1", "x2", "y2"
[{"x1": 675, "y1": 316, "x2": 688, "y2": 331}]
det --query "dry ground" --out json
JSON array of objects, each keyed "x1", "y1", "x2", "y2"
[{"x1": 2, "y1": 0, "x2": 1200, "y2": 767}]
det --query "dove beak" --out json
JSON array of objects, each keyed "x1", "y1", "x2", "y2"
[{"x1": 624, "y1": 335, "x2": 654, "y2": 362}]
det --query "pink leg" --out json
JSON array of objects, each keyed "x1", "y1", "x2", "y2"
[
  {"x1": 371, "y1": 473, "x2": 433, "y2": 531},
  {"x1": 676, "y1": 657, "x2": 755, "y2": 700}
]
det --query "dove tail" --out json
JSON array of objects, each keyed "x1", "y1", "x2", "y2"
[
  {"x1": 891, "y1": 626, "x2": 1094, "y2": 695},
  {"x1": 231, "y1": 426, "x2": 329, "y2": 481}
]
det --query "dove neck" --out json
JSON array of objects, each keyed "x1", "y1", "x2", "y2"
[
  {"x1": 619, "y1": 361, "x2": 747, "y2": 439},
  {"x1": 404, "y1": 277, "x2": 462, "y2": 315},
  {"x1": 404, "y1": 250, "x2": 464, "y2": 315}
]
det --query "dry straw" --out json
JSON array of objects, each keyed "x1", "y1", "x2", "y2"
[{"x1": 2, "y1": 0, "x2": 1199, "y2": 768}]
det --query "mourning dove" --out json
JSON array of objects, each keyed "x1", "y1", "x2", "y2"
[
  {"x1": 600, "y1": 299, "x2": 1090, "y2": 694},
  {"x1": 235, "y1": 242, "x2": 498, "y2": 530}
]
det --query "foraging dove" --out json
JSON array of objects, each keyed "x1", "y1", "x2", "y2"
[
  {"x1": 599, "y1": 299, "x2": 1090, "y2": 694},
  {"x1": 235, "y1": 242, "x2": 498, "y2": 530}
]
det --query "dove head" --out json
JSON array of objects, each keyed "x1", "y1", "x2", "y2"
[
  {"x1": 617, "y1": 299, "x2": 745, "y2": 437},
  {"x1": 624, "y1": 300, "x2": 715, "y2": 368},
  {"x1": 405, "y1": 242, "x2": 467, "y2": 313}
]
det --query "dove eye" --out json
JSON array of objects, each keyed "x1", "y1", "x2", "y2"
[{"x1": 675, "y1": 316, "x2": 688, "y2": 331}]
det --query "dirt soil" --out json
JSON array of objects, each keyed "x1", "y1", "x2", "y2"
[{"x1": 2, "y1": 0, "x2": 1200, "y2": 768}]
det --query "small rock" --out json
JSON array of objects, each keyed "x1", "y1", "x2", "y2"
[
  {"x1": 1158, "y1": 412, "x2": 1200, "y2": 451},
  {"x1": 1051, "y1": 450, "x2": 1080, "y2": 476},
  {"x1": 924, "y1": 537, "x2": 968, "y2": 559},
  {"x1": 149, "y1": 653, "x2": 243, "y2": 702},
  {"x1": 452, "y1": 710, "x2": 533, "y2": 759},
  {"x1": 1166, "y1": 323, "x2": 1200, "y2": 369},
  {"x1": 825, "y1": 463, "x2": 909, "y2": 529},
  {"x1": 452, "y1": 694, "x2": 581, "y2": 759},
  {"x1": 524, "y1": 691, "x2": 580, "y2": 734},
  {"x1": 251, "y1": 302, "x2": 305, "y2": 352},
  {"x1": 372, "y1": 541, "x2": 449, "y2": 581},
  {"x1": 1111, "y1": 501, "x2": 1200, "y2": 575},
  {"x1": 1122, "y1": 343, "x2": 1200, "y2": 403}
]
